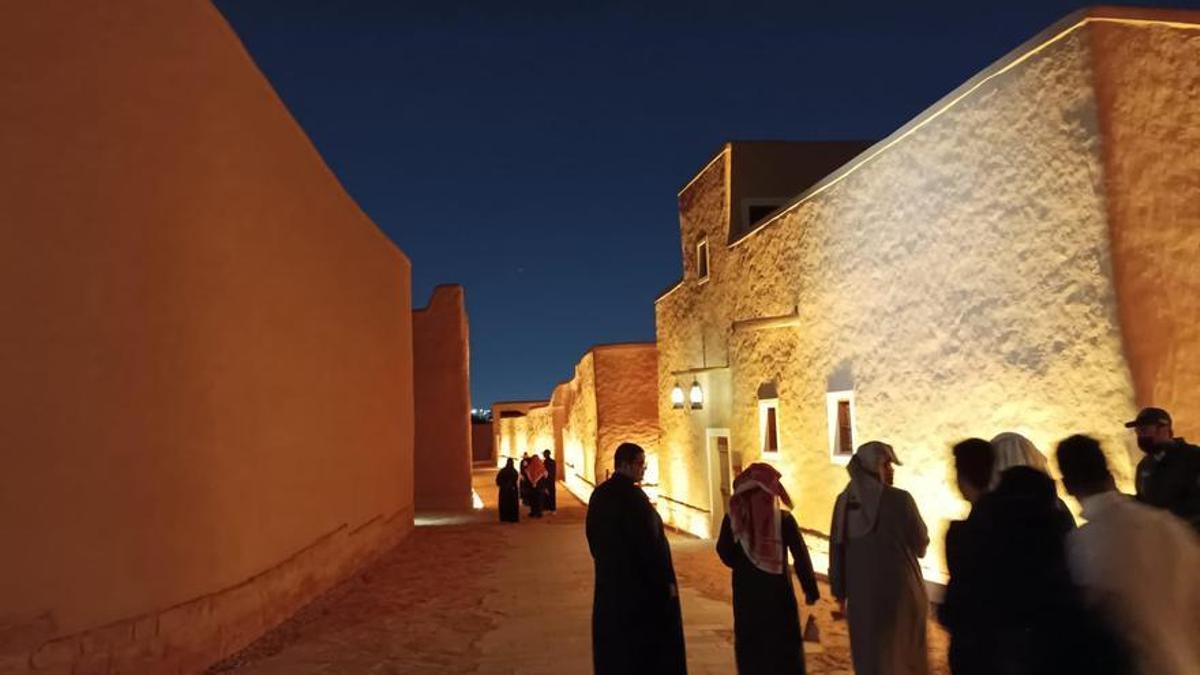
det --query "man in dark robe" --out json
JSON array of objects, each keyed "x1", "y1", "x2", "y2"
[
  {"x1": 586, "y1": 442, "x2": 686, "y2": 675},
  {"x1": 717, "y1": 463, "x2": 819, "y2": 674},
  {"x1": 518, "y1": 454, "x2": 531, "y2": 507},
  {"x1": 542, "y1": 449, "x2": 558, "y2": 512},
  {"x1": 495, "y1": 458, "x2": 520, "y2": 523},
  {"x1": 525, "y1": 454, "x2": 547, "y2": 518}
]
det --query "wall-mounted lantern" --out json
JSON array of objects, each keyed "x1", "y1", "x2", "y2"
[
  {"x1": 671, "y1": 383, "x2": 685, "y2": 409},
  {"x1": 689, "y1": 380, "x2": 704, "y2": 410}
]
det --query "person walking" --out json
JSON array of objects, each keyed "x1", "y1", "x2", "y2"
[
  {"x1": 717, "y1": 463, "x2": 819, "y2": 674},
  {"x1": 586, "y1": 442, "x2": 686, "y2": 675},
  {"x1": 542, "y1": 449, "x2": 558, "y2": 512},
  {"x1": 495, "y1": 458, "x2": 520, "y2": 523},
  {"x1": 1125, "y1": 407, "x2": 1200, "y2": 532},
  {"x1": 830, "y1": 441, "x2": 929, "y2": 675},
  {"x1": 1057, "y1": 434, "x2": 1199, "y2": 675}
]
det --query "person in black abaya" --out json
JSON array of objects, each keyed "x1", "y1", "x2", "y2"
[
  {"x1": 542, "y1": 449, "x2": 558, "y2": 512},
  {"x1": 717, "y1": 462, "x2": 820, "y2": 675},
  {"x1": 518, "y1": 454, "x2": 531, "y2": 507},
  {"x1": 586, "y1": 442, "x2": 686, "y2": 675},
  {"x1": 525, "y1": 454, "x2": 547, "y2": 518},
  {"x1": 495, "y1": 458, "x2": 520, "y2": 523}
]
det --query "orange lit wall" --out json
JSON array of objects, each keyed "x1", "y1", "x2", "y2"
[
  {"x1": 492, "y1": 401, "x2": 549, "y2": 465},
  {"x1": 495, "y1": 344, "x2": 659, "y2": 504},
  {"x1": 413, "y1": 285, "x2": 473, "y2": 510},
  {"x1": 472, "y1": 421, "x2": 495, "y2": 464},
  {"x1": 593, "y1": 344, "x2": 660, "y2": 480},
  {"x1": 0, "y1": 1, "x2": 414, "y2": 672},
  {"x1": 1089, "y1": 12, "x2": 1200, "y2": 433},
  {"x1": 654, "y1": 8, "x2": 1200, "y2": 579}
]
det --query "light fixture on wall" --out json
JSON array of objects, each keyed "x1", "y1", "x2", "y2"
[
  {"x1": 671, "y1": 383, "x2": 685, "y2": 409},
  {"x1": 689, "y1": 380, "x2": 703, "y2": 410}
]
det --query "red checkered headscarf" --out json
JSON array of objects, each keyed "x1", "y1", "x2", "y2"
[
  {"x1": 524, "y1": 455, "x2": 547, "y2": 484},
  {"x1": 729, "y1": 463, "x2": 793, "y2": 574}
]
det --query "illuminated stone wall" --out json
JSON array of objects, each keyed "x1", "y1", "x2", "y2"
[
  {"x1": 492, "y1": 401, "x2": 548, "y2": 465},
  {"x1": 493, "y1": 344, "x2": 659, "y2": 504},
  {"x1": 0, "y1": 1, "x2": 415, "y2": 671},
  {"x1": 561, "y1": 352, "x2": 600, "y2": 499},
  {"x1": 594, "y1": 344, "x2": 661, "y2": 480},
  {"x1": 655, "y1": 9, "x2": 1200, "y2": 578},
  {"x1": 413, "y1": 285, "x2": 473, "y2": 510},
  {"x1": 1089, "y1": 15, "x2": 1200, "y2": 431}
]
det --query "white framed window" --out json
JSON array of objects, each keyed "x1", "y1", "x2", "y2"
[
  {"x1": 696, "y1": 238, "x2": 710, "y2": 283},
  {"x1": 759, "y1": 398, "x2": 780, "y2": 456},
  {"x1": 826, "y1": 390, "x2": 856, "y2": 464}
]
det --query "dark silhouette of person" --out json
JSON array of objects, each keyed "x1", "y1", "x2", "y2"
[
  {"x1": 542, "y1": 449, "x2": 558, "y2": 512},
  {"x1": 519, "y1": 453, "x2": 531, "y2": 508},
  {"x1": 1125, "y1": 407, "x2": 1200, "y2": 532},
  {"x1": 716, "y1": 462, "x2": 819, "y2": 674},
  {"x1": 586, "y1": 442, "x2": 686, "y2": 675},
  {"x1": 524, "y1": 454, "x2": 547, "y2": 518},
  {"x1": 940, "y1": 438, "x2": 1130, "y2": 675},
  {"x1": 495, "y1": 458, "x2": 520, "y2": 523}
]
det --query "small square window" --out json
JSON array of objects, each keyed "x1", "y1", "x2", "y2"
[
  {"x1": 696, "y1": 239, "x2": 710, "y2": 282},
  {"x1": 826, "y1": 391, "x2": 856, "y2": 464}
]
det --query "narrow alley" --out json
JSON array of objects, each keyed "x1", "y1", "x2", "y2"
[{"x1": 210, "y1": 470, "x2": 948, "y2": 674}]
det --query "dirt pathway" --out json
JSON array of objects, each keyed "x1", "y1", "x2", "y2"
[{"x1": 212, "y1": 469, "x2": 947, "y2": 674}]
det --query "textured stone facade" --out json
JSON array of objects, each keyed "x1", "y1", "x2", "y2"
[
  {"x1": 492, "y1": 344, "x2": 659, "y2": 503},
  {"x1": 654, "y1": 9, "x2": 1200, "y2": 579},
  {"x1": 413, "y1": 285, "x2": 473, "y2": 510},
  {"x1": 0, "y1": 1, "x2": 416, "y2": 671},
  {"x1": 492, "y1": 400, "x2": 552, "y2": 465}
]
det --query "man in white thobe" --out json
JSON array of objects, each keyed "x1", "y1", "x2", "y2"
[{"x1": 1056, "y1": 434, "x2": 1200, "y2": 675}]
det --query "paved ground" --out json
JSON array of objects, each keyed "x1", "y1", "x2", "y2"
[{"x1": 211, "y1": 469, "x2": 948, "y2": 674}]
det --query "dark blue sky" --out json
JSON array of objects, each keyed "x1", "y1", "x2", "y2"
[{"x1": 214, "y1": 0, "x2": 1200, "y2": 408}]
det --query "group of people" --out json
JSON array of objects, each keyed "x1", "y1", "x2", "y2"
[
  {"x1": 495, "y1": 449, "x2": 557, "y2": 522},
  {"x1": 584, "y1": 406, "x2": 1200, "y2": 675},
  {"x1": 936, "y1": 408, "x2": 1200, "y2": 675}
]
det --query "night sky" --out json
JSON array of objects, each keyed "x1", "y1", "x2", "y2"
[{"x1": 214, "y1": 0, "x2": 1200, "y2": 408}]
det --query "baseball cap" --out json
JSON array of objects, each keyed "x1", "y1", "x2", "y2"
[{"x1": 1124, "y1": 407, "x2": 1172, "y2": 428}]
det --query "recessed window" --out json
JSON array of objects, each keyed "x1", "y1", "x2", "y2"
[
  {"x1": 747, "y1": 204, "x2": 780, "y2": 224},
  {"x1": 742, "y1": 199, "x2": 787, "y2": 229},
  {"x1": 759, "y1": 398, "x2": 780, "y2": 455},
  {"x1": 696, "y1": 239, "x2": 710, "y2": 282},
  {"x1": 826, "y1": 391, "x2": 856, "y2": 463}
]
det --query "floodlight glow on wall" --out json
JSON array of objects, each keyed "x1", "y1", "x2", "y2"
[
  {"x1": 671, "y1": 383, "x2": 685, "y2": 409},
  {"x1": 689, "y1": 380, "x2": 703, "y2": 410}
]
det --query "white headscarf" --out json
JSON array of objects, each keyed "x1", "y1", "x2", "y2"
[
  {"x1": 832, "y1": 441, "x2": 901, "y2": 543},
  {"x1": 989, "y1": 432, "x2": 1050, "y2": 488}
]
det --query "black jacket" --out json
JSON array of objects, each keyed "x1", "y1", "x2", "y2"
[{"x1": 1136, "y1": 438, "x2": 1200, "y2": 533}]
